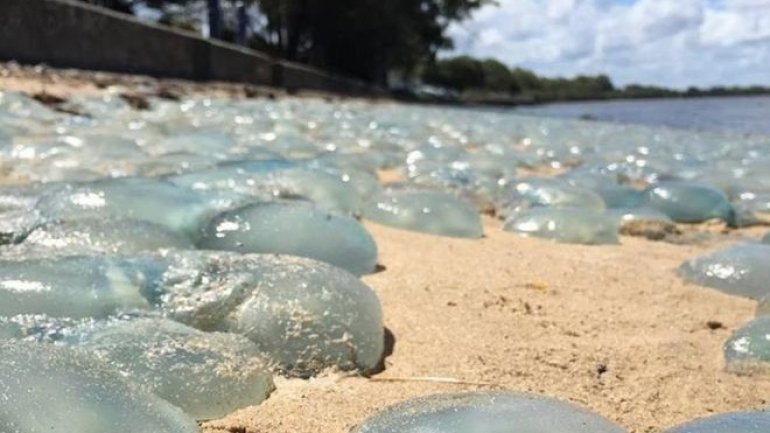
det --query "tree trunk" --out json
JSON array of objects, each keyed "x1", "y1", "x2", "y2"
[{"x1": 207, "y1": 0, "x2": 222, "y2": 39}]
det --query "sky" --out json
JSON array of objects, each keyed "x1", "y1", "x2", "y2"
[{"x1": 446, "y1": 0, "x2": 770, "y2": 88}]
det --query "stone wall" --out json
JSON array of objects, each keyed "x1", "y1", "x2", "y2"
[{"x1": 0, "y1": 0, "x2": 382, "y2": 95}]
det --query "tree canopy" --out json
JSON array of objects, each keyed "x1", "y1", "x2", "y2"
[
  {"x1": 81, "y1": 0, "x2": 489, "y2": 84},
  {"x1": 423, "y1": 56, "x2": 485, "y2": 91},
  {"x1": 254, "y1": 0, "x2": 489, "y2": 83},
  {"x1": 422, "y1": 56, "x2": 617, "y2": 100}
]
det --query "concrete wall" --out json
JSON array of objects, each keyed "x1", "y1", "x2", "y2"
[{"x1": 0, "y1": 0, "x2": 382, "y2": 95}]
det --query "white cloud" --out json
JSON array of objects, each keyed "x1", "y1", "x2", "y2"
[{"x1": 446, "y1": 0, "x2": 770, "y2": 88}]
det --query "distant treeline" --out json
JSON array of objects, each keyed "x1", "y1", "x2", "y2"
[{"x1": 421, "y1": 56, "x2": 770, "y2": 104}]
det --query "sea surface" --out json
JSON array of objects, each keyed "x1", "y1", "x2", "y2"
[{"x1": 515, "y1": 95, "x2": 770, "y2": 136}]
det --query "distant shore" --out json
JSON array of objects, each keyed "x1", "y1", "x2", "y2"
[{"x1": 438, "y1": 90, "x2": 770, "y2": 109}]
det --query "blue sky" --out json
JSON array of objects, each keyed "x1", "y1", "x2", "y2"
[{"x1": 447, "y1": 0, "x2": 770, "y2": 88}]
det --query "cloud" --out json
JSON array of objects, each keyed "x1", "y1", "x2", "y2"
[{"x1": 446, "y1": 0, "x2": 770, "y2": 88}]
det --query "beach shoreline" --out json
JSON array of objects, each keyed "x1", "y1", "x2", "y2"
[{"x1": 3, "y1": 70, "x2": 770, "y2": 433}]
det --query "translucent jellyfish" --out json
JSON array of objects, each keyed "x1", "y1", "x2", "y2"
[
  {"x1": 0, "y1": 319, "x2": 21, "y2": 340},
  {"x1": 0, "y1": 314, "x2": 89, "y2": 342},
  {"x1": 644, "y1": 182, "x2": 734, "y2": 223},
  {"x1": 0, "y1": 91, "x2": 62, "y2": 121},
  {"x1": 0, "y1": 208, "x2": 41, "y2": 246},
  {"x1": 609, "y1": 208, "x2": 679, "y2": 241},
  {"x1": 67, "y1": 93, "x2": 135, "y2": 115},
  {"x1": 0, "y1": 248, "x2": 385, "y2": 376},
  {"x1": 662, "y1": 411, "x2": 770, "y2": 433},
  {"x1": 156, "y1": 251, "x2": 384, "y2": 376},
  {"x1": 723, "y1": 316, "x2": 770, "y2": 373},
  {"x1": 197, "y1": 201, "x2": 378, "y2": 275},
  {"x1": 498, "y1": 178, "x2": 606, "y2": 218},
  {"x1": 757, "y1": 294, "x2": 770, "y2": 317},
  {"x1": 504, "y1": 208, "x2": 619, "y2": 245},
  {"x1": 0, "y1": 184, "x2": 64, "y2": 244},
  {"x1": 456, "y1": 151, "x2": 519, "y2": 180},
  {"x1": 35, "y1": 177, "x2": 248, "y2": 238},
  {"x1": 227, "y1": 147, "x2": 285, "y2": 162},
  {"x1": 136, "y1": 151, "x2": 218, "y2": 177},
  {"x1": 312, "y1": 152, "x2": 382, "y2": 177},
  {"x1": 152, "y1": 130, "x2": 236, "y2": 157},
  {"x1": 0, "y1": 184, "x2": 53, "y2": 213},
  {"x1": 0, "y1": 256, "x2": 151, "y2": 318},
  {"x1": 0, "y1": 129, "x2": 9, "y2": 147},
  {"x1": 305, "y1": 160, "x2": 383, "y2": 203},
  {"x1": 67, "y1": 318, "x2": 274, "y2": 420},
  {"x1": 607, "y1": 207, "x2": 674, "y2": 225},
  {"x1": 58, "y1": 134, "x2": 147, "y2": 163},
  {"x1": 22, "y1": 218, "x2": 194, "y2": 253},
  {"x1": 170, "y1": 163, "x2": 362, "y2": 215},
  {"x1": 730, "y1": 205, "x2": 765, "y2": 229},
  {"x1": 594, "y1": 185, "x2": 646, "y2": 209},
  {"x1": 678, "y1": 244, "x2": 770, "y2": 300},
  {"x1": 363, "y1": 189, "x2": 483, "y2": 238},
  {"x1": 2, "y1": 134, "x2": 72, "y2": 162},
  {"x1": 406, "y1": 158, "x2": 487, "y2": 198},
  {"x1": 0, "y1": 341, "x2": 198, "y2": 433},
  {"x1": 731, "y1": 192, "x2": 770, "y2": 221},
  {"x1": 263, "y1": 133, "x2": 323, "y2": 159},
  {"x1": 10, "y1": 161, "x2": 104, "y2": 183},
  {"x1": 352, "y1": 392, "x2": 627, "y2": 433}
]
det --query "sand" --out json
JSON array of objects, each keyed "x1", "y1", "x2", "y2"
[
  {"x1": 3, "y1": 68, "x2": 770, "y2": 433},
  {"x1": 0, "y1": 62, "x2": 365, "y2": 102},
  {"x1": 201, "y1": 219, "x2": 770, "y2": 433}
]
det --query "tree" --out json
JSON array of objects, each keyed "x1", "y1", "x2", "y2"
[
  {"x1": 255, "y1": 0, "x2": 491, "y2": 83},
  {"x1": 207, "y1": 0, "x2": 222, "y2": 39},
  {"x1": 480, "y1": 59, "x2": 513, "y2": 92},
  {"x1": 510, "y1": 67, "x2": 543, "y2": 92},
  {"x1": 595, "y1": 74, "x2": 614, "y2": 93},
  {"x1": 423, "y1": 56, "x2": 485, "y2": 91},
  {"x1": 78, "y1": 0, "x2": 135, "y2": 14},
  {"x1": 74, "y1": 0, "x2": 490, "y2": 84}
]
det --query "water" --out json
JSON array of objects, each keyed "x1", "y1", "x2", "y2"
[{"x1": 517, "y1": 96, "x2": 770, "y2": 135}]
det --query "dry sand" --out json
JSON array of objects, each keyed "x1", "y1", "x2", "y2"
[
  {"x1": 3, "y1": 68, "x2": 770, "y2": 433},
  {"x1": 0, "y1": 62, "x2": 366, "y2": 102},
  {"x1": 202, "y1": 219, "x2": 770, "y2": 433}
]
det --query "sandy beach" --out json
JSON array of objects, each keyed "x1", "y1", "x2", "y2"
[
  {"x1": 198, "y1": 217, "x2": 770, "y2": 433},
  {"x1": 2, "y1": 68, "x2": 770, "y2": 433}
]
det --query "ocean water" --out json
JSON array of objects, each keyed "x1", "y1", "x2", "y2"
[{"x1": 516, "y1": 95, "x2": 770, "y2": 136}]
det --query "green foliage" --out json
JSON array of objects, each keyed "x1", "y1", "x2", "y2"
[
  {"x1": 423, "y1": 56, "x2": 485, "y2": 91},
  {"x1": 422, "y1": 56, "x2": 616, "y2": 101},
  {"x1": 75, "y1": 0, "x2": 489, "y2": 84},
  {"x1": 79, "y1": 0, "x2": 136, "y2": 13},
  {"x1": 510, "y1": 67, "x2": 543, "y2": 91},
  {"x1": 480, "y1": 59, "x2": 515, "y2": 92},
  {"x1": 535, "y1": 74, "x2": 615, "y2": 100},
  {"x1": 620, "y1": 85, "x2": 679, "y2": 98},
  {"x1": 424, "y1": 57, "x2": 519, "y2": 92},
  {"x1": 421, "y1": 55, "x2": 770, "y2": 104},
  {"x1": 254, "y1": 0, "x2": 490, "y2": 83}
]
